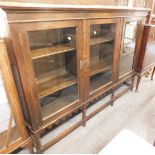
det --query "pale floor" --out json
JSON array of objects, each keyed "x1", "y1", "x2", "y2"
[{"x1": 19, "y1": 76, "x2": 155, "y2": 154}]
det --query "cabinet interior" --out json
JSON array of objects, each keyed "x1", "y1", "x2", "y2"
[
  {"x1": 89, "y1": 23, "x2": 115, "y2": 93},
  {"x1": 119, "y1": 21, "x2": 139, "y2": 76},
  {"x1": 28, "y1": 27, "x2": 79, "y2": 118}
]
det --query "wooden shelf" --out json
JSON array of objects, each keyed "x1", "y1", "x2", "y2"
[
  {"x1": 37, "y1": 73, "x2": 77, "y2": 98},
  {"x1": 90, "y1": 35, "x2": 114, "y2": 46},
  {"x1": 36, "y1": 68, "x2": 67, "y2": 84},
  {"x1": 89, "y1": 69, "x2": 112, "y2": 93},
  {"x1": 31, "y1": 43, "x2": 75, "y2": 60},
  {"x1": 41, "y1": 86, "x2": 78, "y2": 118},
  {"x1": 90, "y1": 61, "x2": 111, "y2": 76}
]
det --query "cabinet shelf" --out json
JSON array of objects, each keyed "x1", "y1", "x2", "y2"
[
  {"x1": 31, "y1": 43, "x2": 75, "y2": 60},
  {"x1": 36, "y1": 68, "x2": 66, "y2": 84},
  {"x1": 90, "y1": 70, "x2": 112, "y2": 93},
  {"x1": 90, "y1": 35, "x2": 114, "y2": 46},
  {"x1": 41, "y1": 87, "x2": 78, "y2": 118},
  {"x1": 90, "y1": 61, "x2": 111, "y2": 76},
  {"x1": 37, "y1": 73, "x2": 77, "y2": 98}
]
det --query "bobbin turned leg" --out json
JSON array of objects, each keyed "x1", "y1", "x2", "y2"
[
  {"x1": 82, "y1": 106, "x2": 86, "y2": 127},
  {"x1": 135, "y1": 75, "x2": 141, "y2": 92},
  {"x1": 130, "y1": 75, "x2": 135, "y2": 91},
  {"x1": 110, "y1": 88, "x2": 115, "y2": 106},
  {"x1": 32, "y1": 133, "x2": 42, "y2": 154},
  {"x1": 151, "y1": 67, "x2": 155, "y2": 80}
]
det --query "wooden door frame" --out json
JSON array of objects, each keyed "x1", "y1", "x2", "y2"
[
  {"x1": 9, "y1": 20, "x2": 84, "y2": 130},
  {"x1": 118, "y1": 16, "x2": 145, "y2": 82},
  {"x1": 84, "y1": 18, "x2": 122, "y2": 101}
]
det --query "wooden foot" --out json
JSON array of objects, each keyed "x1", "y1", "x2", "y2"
[
  {"x1": 151, "y1": 67, "x2": 155, "y2": 80},
  {"x1": 135, "y1": 75, "x2": 141, "y2": 92},
  {"x1": 82, "y1": 106, "x2": 86, "y2": 127}
]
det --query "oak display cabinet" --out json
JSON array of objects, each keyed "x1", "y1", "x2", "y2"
[{"x1": 0, "y1": 3, "x2": 148, "y2": 153}]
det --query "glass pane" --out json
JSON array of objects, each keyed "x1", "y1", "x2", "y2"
[
  {"x1": 119, "y1": 21, "x2": 139, "y2": 77},
  {"x1": 0, "y1": 72, "x2": 20, "y2": 150},
  {"x1": 89, "y1": 24, "x2": 115, "y2": 94},
  {"x1": 28, "y1": 27, "x2": 79, "y2": 119}
]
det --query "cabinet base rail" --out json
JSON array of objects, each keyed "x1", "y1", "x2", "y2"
[{"x1": 28, "y1": 76, "x2": 134, "y2": 153}]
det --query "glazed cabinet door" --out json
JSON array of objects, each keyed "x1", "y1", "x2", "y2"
[
  {"x1": 10, "y1": 20, "x2": 83, "y2": 128},
  {"x1": 119, "y1": 17, "x2": 144, "y2": 79},
  {"x1": 85, "y1": 18, "x2": 121, "y2": 99}
]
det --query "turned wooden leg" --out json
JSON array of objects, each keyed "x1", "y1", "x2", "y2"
[
  {"x1": 32, "y1": 133, "x2": 42, "y2": 153},
  {"x1": 130, "y1": 75, "x2": 135, "y2": 91},
  {"x1": 110, "y1": 89, "x2": 115, "y2": 106},
  {"x1": 151, "y1": 67, "x2": 155, "y2": 80},
  {"x1": 82, "y1": 106, "x2": 86, "y2": 127},
  {"x1": 135, "y1": 75, "x2": 141, "y2": 92}
]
